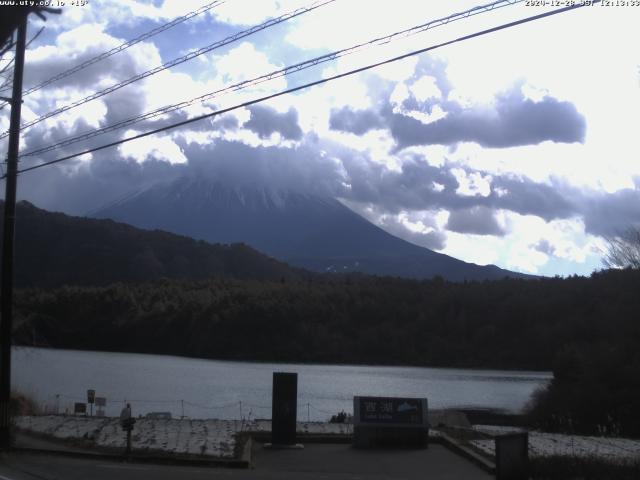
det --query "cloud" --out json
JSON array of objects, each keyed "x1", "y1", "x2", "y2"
[
  {"x1": 388, "y1": 87, "x2": 587, "y2": 150},
  {"x1": 329, "y1": 106, "x2": 385, "y2": 135},
  {"x1": 532, "y1": 239, "x2": 556, "y2": 256},
  {"x1": 489, "y1": 175, "x2": 577, "y2": 222},
  {"x1": 378, "y1": 214, "x2": 447, "y2": 250},
  {"x1": 344, "y1": 201, "x2": 447, "y2": 250},
  {"x1": 24, "y1": 24, "x2": 161, "y2": 92},
  {"x1": 212, "y1": 0, "x2": 290, "y2": 26},
  {"x1": 15, "y1": 136, "x2": 332, "y2": 215},
  {"x1": 326, "y1": 63, "x2": 586, "y2": 155},
  {"x1": 7, "y1": 5, "x2": 637, "y2": 279},
  {"x1": 328, "y1": 147, "x2": 576, "y2": 225},
  {"x1": 446, "y1": 206, "x2": 506, "y2": 236},
  {"x1": 245, "y1": 105, "x2": 303, "y2": 140},
  {"x1": 15, "y1": 152, "x2": 186, "y2": 216},
  {"x1": 581, "y1": 186, "x2": 640, "y2": 236},
  {"x1": 184, "y1": 139, "x2": 347, "y2": 196}
]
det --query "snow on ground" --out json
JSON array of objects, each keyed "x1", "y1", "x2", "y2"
[
  {"x1": 473, "y1": 425, "x2": 526, "y2": 435},
  {"x1": 24, "y1": 415, "x2": 638, "y2": 464},
  {"x1": 247, "y1": 419, "x2": 353, "y2": 436},
  {"x1": 14, "y1": 416, "x2": 352, "y2": 459},
  {"x1": 471, "y1": 430, "x2": 640, "y2": 464},
  {"x1": 15, "y1": 416, "x2": 240, "y2": 458}
]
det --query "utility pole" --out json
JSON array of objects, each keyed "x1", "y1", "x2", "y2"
[{"x1": 0, "y1": 16, "x2": 27, "y2": 450}]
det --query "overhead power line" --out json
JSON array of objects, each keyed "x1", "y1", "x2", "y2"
[
  {"x1": 0, "y1": 27, "x2": 45, "y2": 107},
  {"x1": 0, "y1": 26, "x2": 45, "y2": 77},
  {"x1": 6, "y1": 1, "x2": 598, "y2": 180},
  {"x1": 20, "y1": 0, "x2": 523, "y2": 158},
  {"x1": 0, "y1": 0, "x2": 227, "y2": 97},
  {"x1": 0, "y1": 41, "x2": 15, "y2": 59},
  {"x1": 0, "y1": 0, "x2": 336, "y2": 140}
]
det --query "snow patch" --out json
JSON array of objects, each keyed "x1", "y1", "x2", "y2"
[
  {"x1": 470, "y1": 430, "x2": 640, "y2": 464},
  {"x1": 15, "y1": 416, "x2": 353, "y2": 459}
]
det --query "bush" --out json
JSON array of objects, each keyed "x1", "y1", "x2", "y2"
[
  {"x1": 526, "y1": 341, "x2": 640, "y2": 438},
  {"x1": 10, "y1": 391, "x2": 39, "y2": 416}
]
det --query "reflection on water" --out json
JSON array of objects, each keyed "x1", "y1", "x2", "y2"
[{"x1": 12, "y1": 347, "x2": 551, "y2": 421}]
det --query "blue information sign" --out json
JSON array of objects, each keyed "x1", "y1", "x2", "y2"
[{"x1": 355, "y1": 396, "x2": 425, "y2": 426}]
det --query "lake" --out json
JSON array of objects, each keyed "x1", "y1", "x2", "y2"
[{"x1": 12, "y1": 347, "x2": 551, "y2": 421}]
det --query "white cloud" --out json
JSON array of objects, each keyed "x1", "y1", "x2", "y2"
[
  {"x1": 443, "y1": 231, "x2": 501, "y2": 267},
  {"x1": 212, "y1": 0, "x2": 295, "y2": 26},
  {"x1": 452, "y1": 168, "x2": 492, "y2": 197},
  {"x1": 119, "y1": 131, "x2": 187, "y2": 165},
  {"x1": 410, "y1": 75, "x2": 441, "y2": 102}
]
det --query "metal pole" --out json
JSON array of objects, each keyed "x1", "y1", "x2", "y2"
[
  {"x1": 0, "y1": 17, "x2": 27, "y2": 450},
  {"x1": 125, "y1": 428, "x2": 132, "y2": 455}
]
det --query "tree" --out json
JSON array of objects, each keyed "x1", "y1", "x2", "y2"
[{"x1": 603, "y1": 226, "x2": 640, "y2": 269}]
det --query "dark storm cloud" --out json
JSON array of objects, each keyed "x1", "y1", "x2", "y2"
[
  {"x1": 16, "y1": 153, "x2": 186, "y2": 216},
  {"x1": 336, "y1": 153, "x2": 458, "y2": 213},
  {"x1": 245, "y1": 105, "x2": 302, "y2": 140},
  {"x1": 335, "y1": 150, "x2": 573, "y2": 224},
  {"x1": 329, "y1": 106, "x2": 385, "y2": 135},
  {"x1": 388, "y1": 88, "x2": 587, "y2": 150},
  {"x1": 581, "y1": 187, "x2": 640, "y2": 236},
  {"x1": 328, "y1": 62, "x2": 586, "y2": 151},
  {"x1": 182, "y1": 139, "x2": 345, "y2": 197},
  {"x1": 446, "y1": 206, "x2": 506, "y2": 236},
  {"x1": 489, "y1": 175, "x2": 577, "y2": 222}
]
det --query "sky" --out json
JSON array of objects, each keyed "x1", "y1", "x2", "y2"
[{"x1": 1, "y1": 0, "x2": 639, "y2": 277}]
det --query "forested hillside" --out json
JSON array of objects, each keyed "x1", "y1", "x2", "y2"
[
  {"x1": 13, "y1": 269, "x2": 639, "y2": 370},
  {"x1": 0, "y1": 200, "x2": 304, "y2": 287}
]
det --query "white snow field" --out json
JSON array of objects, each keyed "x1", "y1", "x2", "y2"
[
  {"x1": 15, "y1": 415, "x2": 352, "y2": 459},
  {"x1": 471, "y1": 426, "x2": 640, "y2": 464}
]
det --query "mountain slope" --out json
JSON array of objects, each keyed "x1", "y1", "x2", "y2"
[
  {"x1": 0, "y1": 200, "x2": 303, "y2": 288},
  {"x1": 94, "y1": 177, "x2": 530, "y2": 281}
]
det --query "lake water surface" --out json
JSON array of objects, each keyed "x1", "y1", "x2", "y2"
[{"x1": 12, "y1": 347, "x2": 551, "y2": 421}]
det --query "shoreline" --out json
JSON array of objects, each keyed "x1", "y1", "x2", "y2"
[{"x1": 12, "y1": 345, "x2": 554, "y2": 376}]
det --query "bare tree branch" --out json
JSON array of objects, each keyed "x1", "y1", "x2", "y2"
[{"x1": 603, "y1": 226, "x2": 640, "y2": 269}]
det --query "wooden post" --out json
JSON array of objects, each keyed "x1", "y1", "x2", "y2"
[{"x1": 0, "y1": 16, "x2": 27, "y2": 450}]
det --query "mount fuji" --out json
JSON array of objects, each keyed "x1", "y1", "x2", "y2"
[{"x1": 93, "y1": 176, "x2": 530, "y2": 281}]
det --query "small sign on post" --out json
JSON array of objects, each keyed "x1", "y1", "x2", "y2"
[
  {"x1": 87, "y1": 389, "x2": 96, "y2": 416},
  {"x1": 353, "y1": 396, "x2": 428, "y2": 448},
  {"x1": 73, "y1": 402, "x2": 87, "y2": 416}
]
